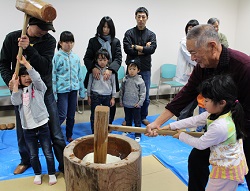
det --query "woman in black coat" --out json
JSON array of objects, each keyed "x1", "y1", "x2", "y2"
[{"x1": 83, "y1": 16, "x2": 122, "y2": 124}]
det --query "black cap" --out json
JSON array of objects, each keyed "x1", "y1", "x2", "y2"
[
  {"x1": 29, "y1": 17, "x2": 55, "y2": 32},
  {"x1": 129, "y1": 59, "x2": 141, "y2": 70}
]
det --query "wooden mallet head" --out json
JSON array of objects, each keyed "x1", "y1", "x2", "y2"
[
  {"x1": 15, "y1": 0, "x2": 57, "y2": 22},
  {"x1": 14, "y1": 0, "x2": 57, "y2": 75}
]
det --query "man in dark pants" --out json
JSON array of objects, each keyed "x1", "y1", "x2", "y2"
[
  {"x1": 0, "y1": 17, "x2": 66, "y2": 174},
  {"x1": 123, "y1": 7, "x2": 157, "y2": 126},
  {"x1": 146, "y1": 24, "x2": 250, "y2": 191}
]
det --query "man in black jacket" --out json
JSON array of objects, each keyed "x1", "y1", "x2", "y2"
[
  {"x1": 0, "y1": 17, "x2": 66, "y2": 174},
  {"x1": 123, "y1": 7, "x2": 157, "y2": 126}
]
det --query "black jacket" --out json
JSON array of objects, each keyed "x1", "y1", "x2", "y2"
[
  {"x1": 0, "y1": 30, "x2": 56, "y2": 95},
  {"x1": 83, "y1": 36, "x2": 122, "y2": 91},
  {"x1": 123, "y1": 26, "x2": 157, "y2": 71}
]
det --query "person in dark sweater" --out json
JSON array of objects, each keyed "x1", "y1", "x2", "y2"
[
  {"x1": 0, "y1": 17, "x2": 66, "y2": 175},
  {"x1": 123, "y1": 7, "x2": 157, "y2": 126},
  {"x1": 146, "y1": 24, "x2": 250, "y2": 191}
]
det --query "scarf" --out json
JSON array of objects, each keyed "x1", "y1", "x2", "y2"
[{"x1": 97, "y1": 35, "x2": 112, "y2": 61}]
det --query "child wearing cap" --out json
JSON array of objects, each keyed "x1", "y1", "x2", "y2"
[
  {"x1": 119, "y1": 60, "x2": 146, "y2": 142},
  {"x1": 87, "y1": 48, "x2": 116, "y2": 133},
  {"x1": 11, "y1": 56, "x2": 57, "y2": 186}
]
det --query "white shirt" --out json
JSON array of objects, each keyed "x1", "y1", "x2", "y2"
[
  {"x1": 22, "y1": 87, "x2": 48, "y2": 129},
  {"x1": 174, "y1": 37, "x2": 197, "y2": 84}
]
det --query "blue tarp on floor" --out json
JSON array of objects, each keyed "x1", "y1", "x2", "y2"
[{"x1": 0, "y1": 114, "x2": 248, "y2": 190}]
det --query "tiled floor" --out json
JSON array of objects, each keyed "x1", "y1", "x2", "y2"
[
  {"x1": 0, "y1": 155, "x2": 187, "y2": 191},
  {"x1": 0, "y1": 99, "x2": 189, "y2": 191}
]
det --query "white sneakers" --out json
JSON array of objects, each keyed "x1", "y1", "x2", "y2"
[
  {"x1": 122, "y1": 132, "x2": 141, "y2": 142},
  {"x1": 122, "y1": 132, "x2": 128, "y2": 136},
  {"x1": 135, "y1": 137, "x2": 141, "y2": 142}
]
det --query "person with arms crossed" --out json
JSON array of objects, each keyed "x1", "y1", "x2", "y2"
[
  {"x1": 0, "y1": 17, "x2": 66, "y2": 174},
  {"x1": 123, "y1": 7, "x2": 157, "y2": 126},
  {"x1": 146, "y1": 24, "x2": 250, "y2": 191}
]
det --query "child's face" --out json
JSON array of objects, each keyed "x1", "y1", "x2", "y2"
[
  {"x1": 128, "y1": 64, "x2": 140, "y2": 77},
  {"x1": 20, "y1": 74, "x2": 32, "y2": 87},
  {"x1": 60, "y1": 41, "x2": 74, "y2": 53},
  {"x1": 97, "y1": 55, "x2": 109, "y2": 68},
  {"x1": 204, "y1": 98, "x2": 224, "y2": 115}
]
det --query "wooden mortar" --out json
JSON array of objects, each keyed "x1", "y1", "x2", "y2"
[{"x1": 64, "y1": 134, "x2": 141, "y2": 191}]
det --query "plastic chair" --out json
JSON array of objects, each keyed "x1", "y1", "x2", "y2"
[
  {"x1": 77, "y1": 65, "x2": 87, "y2": 114},
  {"x1": 0, "y1": 74, "x2": 12, "y2": 106},
  {"x1": 117, "y1": 65, "x2": 125, "y2": 88},
  {"x1": 150, "y1": 82, "x2": 159, "y2": 106},
  {"x1": 0, "y1": 74, "x2": 7, "y2": 87},
  {"x1": 157, "y1": 64, "x2": 184, "y2": 101}
]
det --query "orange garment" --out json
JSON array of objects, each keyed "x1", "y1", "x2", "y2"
[{"x1": 197, "y1": 94, "x2": 205, "y2": 108}]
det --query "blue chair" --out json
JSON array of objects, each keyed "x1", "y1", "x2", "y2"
[
  {"x1": 150, "y1": 82, "x2": 159, "y2": 105},
  {"x1": 0, "y1": 74, "x2": 7, "y2": 87},
  {"x1": 157, "y1": 64, "x2": 184, "y2": 101},
  {"x1": 117, "y1": 65, "x2": 125, "y2": 88},
  {"x1": 77, "y1": 65, "x2": 87, "y2": 114},
  {"x1": 0, "y1": 74, "x2": 12, "y2": 106}
]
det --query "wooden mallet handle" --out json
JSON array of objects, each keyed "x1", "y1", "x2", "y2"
[
  {"x1": 108, "y1": 124, "x2": 204, "y2": 138},
  {"x1": 15, "y1": 13, "x2": 30, "y2": 76}
]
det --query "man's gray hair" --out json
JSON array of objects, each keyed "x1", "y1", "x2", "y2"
[{"x1": 186, "y1": 24, "x2": 220, "y2": 48}]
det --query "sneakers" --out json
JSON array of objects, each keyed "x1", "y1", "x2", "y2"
[
  {"x1": 142, "y1": 119, "x2": 150, "y2": 126},
  {"x1": 34, "y1": 174, "x2": 42, "y2": 185},
  {"x1": 122, "y1": 120, "x2": 126, "y2": 126},
  {"x1": 49, "y1": 174, "x2": 57, "y2": 186},
  {"x1": 122, "y1": 132, "x2": 128, "y2": 136},
  {"x1": 135, "y1": 137, "x2": 141, "y2": 142},
  {"x1": 67, "y1": 137, "x2": 74, "y2": 142}
]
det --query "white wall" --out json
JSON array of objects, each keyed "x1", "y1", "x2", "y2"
[
  {"x1": 235, "y1": 0, "x2": 250, "y2": 55},
  {"x1": 1, "y1": 0, "x2": 249, "y2": 94}
]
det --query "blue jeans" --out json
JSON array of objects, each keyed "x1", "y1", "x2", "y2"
[
  {"x1": 23, "y1": 123, "x2": 56, "y2": 175},
  {"x1": 15, "y1": 106, "x2": 30, "y2": 165},
  {"x1": 15, "y1": 93, "x2": 66, "y2": 172},
  {"x1": 57, "y1": 90, "x2": 77, "y2": 139},
  {"x1": 45, "y1": 93, "x2": 66, "y2": 172},
  {"x1": 138, "y1": 71, "x2": 151, "y2": 120},
  {"x1": 124, "y1": 107, "x2": 141, "y2": 138},
  {"x1": 90, "y1": 92, "x2": 112, "y2": 133}
]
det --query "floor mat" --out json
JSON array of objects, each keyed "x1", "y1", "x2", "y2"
[{"x1": 0, "y1": 115, "x2": 248, "y2": 190}]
